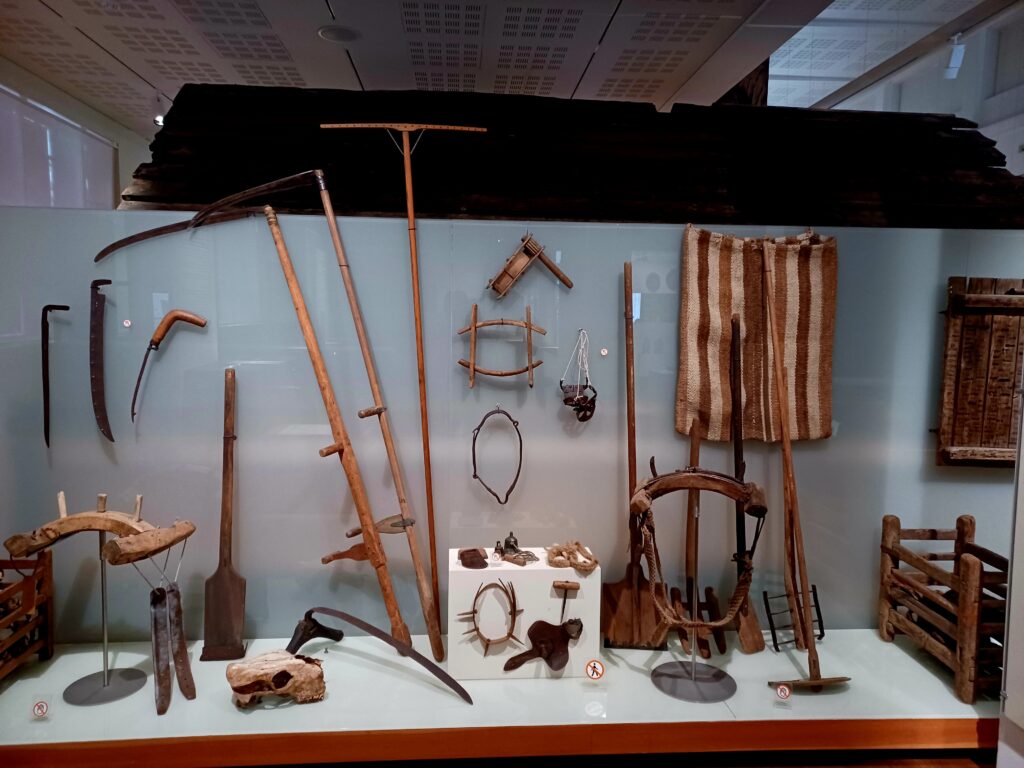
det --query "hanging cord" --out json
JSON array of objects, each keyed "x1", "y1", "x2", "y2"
[
  {"x1": 560, "y1": 328, "x2": 591, "y2": 388},
  {"x1": 128, "y1": 535, "x2": 189, "y2": 589},
  {"x1": 640, "y1": 511, "x2": 756, "y2": 631},
  {"x1": 560, "y1": 328, "x2": 597, "y2": 421}
]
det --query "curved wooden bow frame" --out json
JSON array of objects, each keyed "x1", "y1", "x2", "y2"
[
  {"x1": 457, "y1": 304, "x2": 546, "y2": 388},
  {"x1": 629, "y1": 468, "x2": 767, "y2": 519},
  {"x1": 471, "y1": 407, "x2": 523, "y2": 505}
]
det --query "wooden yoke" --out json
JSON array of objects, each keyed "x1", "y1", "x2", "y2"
[
  {"x1": 5, "y1": 493, "x2": 195, "y2": 565},
  {"x1": 263, "y1": 205, "x2": 410, "y2": 646},
  {"x1": 630, "y1": 470, "x2": 767, "y2": 518}
]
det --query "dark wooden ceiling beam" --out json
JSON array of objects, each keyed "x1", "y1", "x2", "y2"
[{"x1": 121, "y1": 85, "x2": 1024, "y2": 229}]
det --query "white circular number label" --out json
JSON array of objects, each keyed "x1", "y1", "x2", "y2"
[
  {"x1": 585, "y1": 659, "x2": 605, "y2": 680},
  {"x1": 32, "y1": 700, "x2": 49, "y2": 718},
  {"x1": 775, "y1": 684, "x2": 792, "y2": 700}
]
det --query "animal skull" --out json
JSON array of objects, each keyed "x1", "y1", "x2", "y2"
[{"x1": 226, "y1": 650, "x2": 325, "y2": 707}]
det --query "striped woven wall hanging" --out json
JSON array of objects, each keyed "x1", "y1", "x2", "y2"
[{"x1": 675, "y1": 224, "x2": 838, "y2": 443}]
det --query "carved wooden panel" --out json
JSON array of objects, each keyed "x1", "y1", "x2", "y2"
[{"x1": 937, "y1": 276, "x2": 1024, "y2": 466}]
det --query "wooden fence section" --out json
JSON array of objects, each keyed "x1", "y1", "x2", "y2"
[{"x1": 878, "y1": 514, "x2": 1006, "y2": 703}]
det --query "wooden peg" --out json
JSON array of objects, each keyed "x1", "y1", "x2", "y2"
[
  {"x1": 96, "y1": 493, "x2": 107, "y2": 514},
  {"x1": 357, "y1": 406, "x2": 387, "y2": 419},
  {"x1": 318, "y1": 442, "x2": 345, "y2": 458},
  {"x1": 133, "y1": 495, "x2": 143, "y2": 522},
  {"x1": 57, "y1": 491, "x2": 67, "y2": 519}
]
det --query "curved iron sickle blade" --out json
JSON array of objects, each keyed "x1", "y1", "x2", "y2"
[
  {"x1": 296, "y1": 607, "x2": 473, "y2": 705},
  {"x1": 94, "y1": 211, "x2": 252, "y2": 262},
  {"x1": 130, "y1": 345, "x2": 154, "y2": 423},
  {"x1": 94, "y1": 170, "x2": 322, "y2": 262}
]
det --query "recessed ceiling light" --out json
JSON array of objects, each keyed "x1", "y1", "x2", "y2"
[{"x1": 317, "y1": 25, "x2": 361, "y2": 43}]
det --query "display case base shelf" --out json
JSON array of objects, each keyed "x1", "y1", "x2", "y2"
[
  {"x1": 0, "y1": 718, "x2": 999, "y2": 767},
  {"x1": 0, "y1": 629, "x2": 998, "y2": 767}
]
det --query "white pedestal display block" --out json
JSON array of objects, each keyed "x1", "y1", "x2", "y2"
[{"x1": 446, "y1": 547, "x2": 601, "y2": 680}]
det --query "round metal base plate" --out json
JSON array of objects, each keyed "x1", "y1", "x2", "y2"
[
  {"x1": 63, "y1": 668, "x2": 147, "y2": 706},
  {"x1": 651, "y1": 660, "x2": 737, "y2": 703}
]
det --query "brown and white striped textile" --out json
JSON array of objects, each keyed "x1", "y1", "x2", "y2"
[{"x1": 675, "y1": 224, "x2": 838, "y2": 443}]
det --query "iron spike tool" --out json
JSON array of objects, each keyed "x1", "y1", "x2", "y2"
[
  {"x1": 286, "y1": 608, "x2": 473, "y2": 705},
  {"x1": 131, "y1": 309, "x2": 207, "y2": 422},
  {"x1": 89, "y1": 280, "x2": 114, "y2": 442},
  {"x1": 41, "y1": 304, "x2": 70, "y2": 446}
]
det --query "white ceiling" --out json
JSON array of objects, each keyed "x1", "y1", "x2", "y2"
[
  {"x1": 0, "y1": 0, "x2": 991, "y2": 139},
  {"x1": 768, "y1": 0, "x2": 987, "y2": 107}
]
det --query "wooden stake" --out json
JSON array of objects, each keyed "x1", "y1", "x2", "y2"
[
  {"x1": 263, "y1": 205, "x2": 410, "y2": 646},
  {"x1": 762, "y1": 253, "x2": 806, "y2": 649},
  {"x1": 469, "y1": 304, "x2": 477, "y2": 389},
  {"x1": 316, "y1": 178, "x2": 444, "y2": 661},
  {"x1": 400, "y1": 130, "x2": 440, "y2": 627},
  {"x1": 526, "y1": 305, "x2": 534, "y2": 388}
]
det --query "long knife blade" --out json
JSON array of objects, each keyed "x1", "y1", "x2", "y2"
[
  {"x1": 150, "y1": 587, "x2": 172, "y2": 715},
  {"x1": 131, "y1": 345, "x2": 155, "y2": 423},
  {"x1": 166, "y1": 583, "x2": 197, "y2": 699},
  {"x1": 303, "y1": 607, "x2": 472, "y2": 704},
  {"x1": 89, "y1": 280, "x2": 114, "y2": 442},
  {"x1": 41, "y1": 304, "x2": 70, "y2": 446},
  {"x1": 95, "y1": 210, "x2": 251, "y2": 262}
]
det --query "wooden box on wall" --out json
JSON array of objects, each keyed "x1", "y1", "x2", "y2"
[{"x1": 937, "y1": 277, "x2": 1024, "y2": 466}]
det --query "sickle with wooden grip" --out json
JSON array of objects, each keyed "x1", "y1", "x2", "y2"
[{"x1": 131, "y1": 309, "x2": 207, "y2": 422}]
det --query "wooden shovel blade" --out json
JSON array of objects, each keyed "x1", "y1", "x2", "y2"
[{"x1": 200, "y1": 563, "x2": 246, "y2": 661}]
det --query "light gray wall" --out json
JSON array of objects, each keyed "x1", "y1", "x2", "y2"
[
  {"x1": 0, "y1": 56, "x2": 152, "y2": 198},
  {"x1": 0, "y1": 207, "x2": 1018, "y2": 642}
]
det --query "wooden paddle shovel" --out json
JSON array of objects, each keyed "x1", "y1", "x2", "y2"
[{"x1": 200, "y1": 368, "x2": 246, "y2": 661}]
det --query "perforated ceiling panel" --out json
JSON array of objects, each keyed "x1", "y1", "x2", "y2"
[
  {"x1": 1, "y1": 0, "x2": 974, "y2": 144},
  {"x1": 768, "y1": 0, "x2": 989, "y2": 107},
  {"x1": 574, "y1": 0, "x2": 762, "y2": 105},
  {"x1": 334, "y1": 1, "x2": 614, "y2": 97}
]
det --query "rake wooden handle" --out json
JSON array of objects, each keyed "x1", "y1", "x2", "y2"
[{"x1": 220, "y1": 368, "x2": 236, "y2": 566}]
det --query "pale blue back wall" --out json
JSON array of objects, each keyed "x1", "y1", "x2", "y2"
[{"x1": 0, "y1": 208, "x2": 1019, "y2": 640}]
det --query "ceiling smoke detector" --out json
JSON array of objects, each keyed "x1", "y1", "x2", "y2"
[{"x1": 317, "y1": 25, "x2": 361, "y2": 43}]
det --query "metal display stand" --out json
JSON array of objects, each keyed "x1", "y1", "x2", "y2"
[{"x1": 62, "y1": 530, "x2": 146, "y2": 706}]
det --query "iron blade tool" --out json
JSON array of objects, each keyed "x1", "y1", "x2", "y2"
[{"x1": 131, "y1": 309, "x2": 207, "y2": 422}]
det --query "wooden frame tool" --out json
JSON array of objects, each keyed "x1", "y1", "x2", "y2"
[
  {"x1": 487, "y1": 233, "x2": 573, "y2": 299},
  {"x1": 457, "y1": 304, "x2": 546, "y2": 388},
  {"x1": 321, "y1": 122, "x2": 486, "y2": 627}
]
